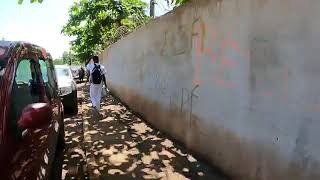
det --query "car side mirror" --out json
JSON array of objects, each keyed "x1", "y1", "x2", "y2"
[{"x1": 18, "y1": 103, "x2": 52, "y2": 129}]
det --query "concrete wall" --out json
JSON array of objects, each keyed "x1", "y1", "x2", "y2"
[{"x1": 100, "y1": 0, "x2": 320, "y2": 179}]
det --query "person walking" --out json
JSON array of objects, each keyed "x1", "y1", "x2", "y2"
[
  {"x1": 78, "y1": 66, "x2": 85, "y2": 83},
  {"x1": 86, "y1": 56, "x2": 107, "y2": 111},
  {"x1": 84, "y1": 58, "x2": 93, "y2": 86}
]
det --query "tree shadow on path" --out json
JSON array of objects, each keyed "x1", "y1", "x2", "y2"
[{"x1": 80, "y1": 84, "x2": 229, "y2": 180}]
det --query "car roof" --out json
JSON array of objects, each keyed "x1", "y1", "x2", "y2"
[{"x1": 0, "y1": 41, "x2": 51, "y2": 66}]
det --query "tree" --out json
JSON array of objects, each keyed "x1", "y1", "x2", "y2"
[
  {"x1": 62, "y1": 51, "x2": 71, "y2": 65},
  {"x1": 149, "y1": 0, "x2": 187, "y2": 17},
  {"x1": 62, "y1": 51, "x2": 81, "y2": 65},
  {"x1": 62, "y1": 0, "x2": 149, "y2": 63},
  {"x1": 18, "y1": 0, "x2": 43, "y2": 4},
  {"x1": 166, "y1": 0, "x2": 189, "y2": 6},
  {"x1": 53, "y1": 59, "x2": 64, "y2": 65},
  {"x1": 18, "y1": 0, "x2": 189, "y2": 6}
]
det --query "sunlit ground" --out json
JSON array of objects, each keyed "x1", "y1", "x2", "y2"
[{"x1": 59, "y1": 83, "x2": 228, "y2": 180}]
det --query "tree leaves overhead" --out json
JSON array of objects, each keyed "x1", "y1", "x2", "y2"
[
  {"x1": 62, "y1": 0, "x2": 149, "y2": 63},
  {"x1": 165, "y1": 0, "x2": 189, "y2": 6},
  {"x1": 18, "y1": 0, "x2": 43, "y2": 5}
]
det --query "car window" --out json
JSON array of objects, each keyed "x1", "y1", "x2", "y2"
[
  {"x1": 15, "y1": 60, "x2": 32, "y2": 84},
  {"x1": 56, "y1": 67, "x2": 71, "y2": 78},
  {"x1": 39, "y1": 59, "x2": 56, "y2": 99},
  {"x1": 39, "y1": 60, "x2": 48, "y2": 83},
  {"x1": 10, "y1": 59, "x2": 41, "y2": 140}
]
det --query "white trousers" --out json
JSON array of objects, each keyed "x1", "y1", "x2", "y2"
[{"x1": 90, "y1": 83, "x2": 102, "y2": 110}]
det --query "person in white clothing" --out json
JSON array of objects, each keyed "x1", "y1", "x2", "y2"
[{"x1": 86, "y1": 56, "x2": 107, "y2": 111}]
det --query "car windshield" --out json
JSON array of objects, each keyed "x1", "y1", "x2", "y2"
[{"x1": 56, "y1": 67, "x2": 71, "y2": 78}]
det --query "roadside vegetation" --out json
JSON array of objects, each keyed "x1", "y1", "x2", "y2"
[{"x1": 19, "y1": 0, "x2": 190, "y2": 63}]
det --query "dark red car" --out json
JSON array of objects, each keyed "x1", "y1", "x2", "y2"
[{"x1": 0, "y1": 41, "x2": 65, "y2": 179}]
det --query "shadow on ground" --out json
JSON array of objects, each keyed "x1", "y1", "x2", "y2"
[
  {"x1": 50, "y1": 84, "x2": 90, "y2": 180},
  {"x1": 61, "y1": 114, "x2": 88, "y2": 180},
  {"x1": 78, "y1": 83, "x2": 229, "y2": 180},
  {"x1": 52, "y1": 83, "x2": 229, "y2": 179}
]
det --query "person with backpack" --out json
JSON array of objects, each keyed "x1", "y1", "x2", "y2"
[{"x1": 86, "y1": 56, "x2": 107, "y2": 111}]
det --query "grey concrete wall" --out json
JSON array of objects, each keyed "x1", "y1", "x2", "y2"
[{"x1": 100, "y1": 0, "x2": 320, "y2": 179}]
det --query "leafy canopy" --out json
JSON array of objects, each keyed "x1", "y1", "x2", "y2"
[
  {"x1": 18, "y1": 0, "x2": 43, "y2": 4},
  {"x1": 62, "y1": 0, "x2": 149, "y2": 63},
  {"x1": 18, "y1": 0, "x2": 189, "y2": 6},
  {"x1": 165, "y1": 0, "x2": 189, "y2": 6},
  {"x1": 18, "y1": 0, "x2": 189, "y2": 62}
]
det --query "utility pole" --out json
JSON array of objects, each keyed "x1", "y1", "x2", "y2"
[{"x1": 150, "y1": 0, "x2": 155, "y2": 17}]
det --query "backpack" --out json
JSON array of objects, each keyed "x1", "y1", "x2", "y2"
[{"x1": 91, "y1": 64, "x2": 102, "y2": 84}]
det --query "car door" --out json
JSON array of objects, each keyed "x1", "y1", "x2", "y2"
[
  {"x1": 38, "y1": 58, "x2": 64, "y2": 179},
  {"x1": 8, "y1": 57, "x2": 61, "y2": 180}
]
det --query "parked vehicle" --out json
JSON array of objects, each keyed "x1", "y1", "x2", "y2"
[
  {"x1": 0, "y1": 41, "x2": 65, "y2": 179},
  {"x1": 55, "y1": 65, "x2": 78, "y2": 114},
  {"x1": 70, "y1": 65, "x2": 80, "y2": 79}
]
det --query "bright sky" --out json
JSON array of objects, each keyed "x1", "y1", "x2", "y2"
[
  {"x1": 0, "y1": 0, "x2": 74, "y2": 59},
  {"x1": 0, "y1": 0, "x2": 171, "y2": 59}
]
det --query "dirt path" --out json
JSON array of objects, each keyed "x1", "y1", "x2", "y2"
[
  {"x1": 61, "y1": 116, "x2": 88, "y2": 179},
  {"x1": 60, "y1": 85, "x2": 89, "y2": 179},
  {"x1": 75, "y1": 83, "x2": 228, "y2": 180}
]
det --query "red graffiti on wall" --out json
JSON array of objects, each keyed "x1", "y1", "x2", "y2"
[
  {"x1": 193, "y1": 21, "x2": 242, "y2": 88},
  {"x1": 191, "y1": 19, "x2": 293, "y2": 105},
  {"x1": 312, "y1": 104, "x2": 320, "y2": 112},
  {"x1": 192, "y1": 22, "x2": 291, "y2": 103},
  {"x1": 217, "y1": 38, "x2": 241, "y2": 87}
]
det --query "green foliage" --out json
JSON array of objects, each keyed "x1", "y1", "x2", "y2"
[
  {"x1": 53, "y1": 59, "x2": 64, "y2": 65},
  {"x1": 62, "y1": 51, "x2": 81, "y2": 65},
  {"x1": 53, "y1": 52, "x2": 81, "y2": 66},
  {"x1": 18, "y1": 0, "x2": 43, "y2": 5},
  {"x1": 164, "y1": 0, "x2": 189, "y2": 6},
  {"x1": 175, "y1": 0, "x2": 189, "y2": 6},
  {"x1": 62, "y1": 0, "x2": 150, "y2": 63}
]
